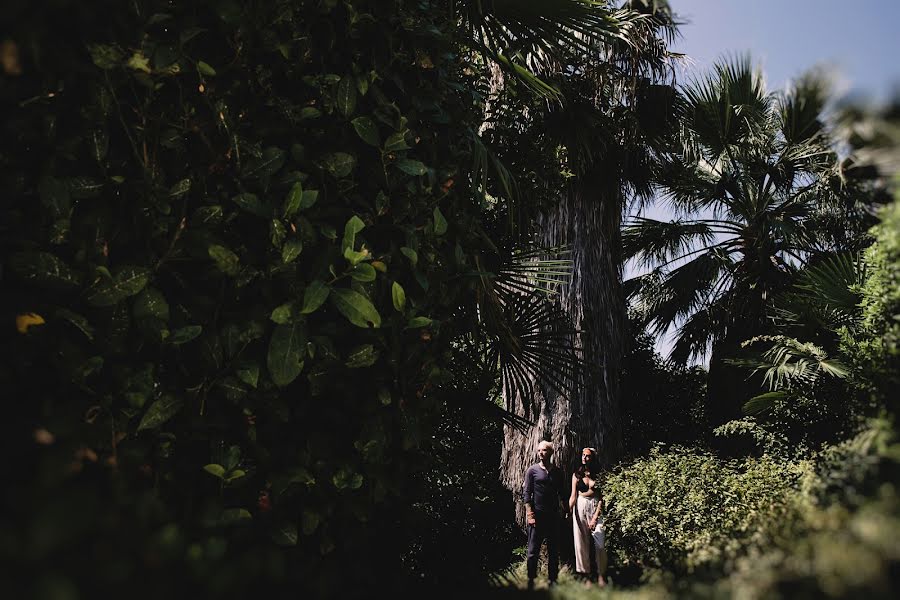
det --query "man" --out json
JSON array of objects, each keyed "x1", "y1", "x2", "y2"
[{"x1": 522, "y1": 440, "x2": 568, "y2": 589}]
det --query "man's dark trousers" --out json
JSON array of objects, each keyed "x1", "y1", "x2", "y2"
[{"x1": 526, "y1": 510, "x2": 560, "y2": 582}]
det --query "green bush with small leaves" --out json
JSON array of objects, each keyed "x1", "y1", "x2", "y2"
[
  {"x1": 605, "y1": 447, "x2": 808, "y2": 576},
  {"x1": 0, "y1": 0, "x2": 510, "y2": 596}
]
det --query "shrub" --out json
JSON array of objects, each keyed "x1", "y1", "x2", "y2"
[
  {"x1": 0, "y1": 0, "x2": 498, "y2": 596},
  {"x1": 605, "y1": 447, "x2": 808, "y2": 576}
]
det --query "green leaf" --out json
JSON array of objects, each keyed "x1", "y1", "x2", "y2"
[
  {"x1": 168, "y1": 178, "x2": 191, "y2": 198},
  {"x1": 391, "y1": 282, "x2": 406, "y2": 312},
  {"x1": 270, "y1": 303, "x2": 293, "y2": 324},
  {"x1": 169, "y1": 325, "x2": 202, "y2": 345},
  {"x1": 743, "y1": 391, "x2": 786, "y2": 415},
  {"x1": 272, "y1": 522, "x2": 298, "y2": 546},
  {"x1": 267, "y1": 322, "x2": 306, "y2": 387},
  {"x1": 221, "y1": 509, "x2": 252, "y2": 524},
  {"x1": 356, "y1": 73, "x2": 369, "y2": 96},
  {"x1": 384, "y1": 132, "x2": 410, "y2": 152},
  {"x1": 342, "y1": 215, "x2": 366, "y2": 253},
  {"x1": 351, "y1": 116, "x2": 380, "y2": 147},
  {"x1": 275, "y1": 468, "x2": 315, "y2": 495},
  {"x1": 344, "y1": 247, "x2": 370, "y2": 266},
  {"x1": 91, "y1": 129, "x2": 109, "y2": 163},
  {"x1": 9, "y1": 252, "x2": 81, "y2": 289},
  {"x1": 323, "y1": 153, "x2": 356, "y2": 178},
  {"x1": 301, "y1": 510, "x2": 320, "y2": 535},
  {"x1": 55, "y1": 308, "x2": 95, "y2": 340},
  {"x1": 400, "y1": 247, "x2": 418, "y2": 266},
  {"x1": 88, "y1": 44, "x2": 124, "y2": 69},
  {"x1": 405, "y1": 316, "x2": 432, "y2": 329},
  {"x1": 378, "y1": 388, "x2": 392, "y2": 406},
  {"x1": 226, "y1": 469, "x2": 246, "y2": 483},
  {"x1": 282, "y1": 239, "x2": 303, "y2": 263},
  {"x1": 126, "y1": 51, "x2": 151, "y2": 73},
  {"x1": 300, "y1": 190, "x2": 319, "y2": 210},
  {"x1": 320, "y1": 224, "x2": 338, "y2": 240},
  {"x1": 232, "y1": 193, "x2": 269, "y2": 217},
  {"x1": 330, "y1": 288, "x2": 381, "y2": 328},
  {"x1": 375, "y1": 191, "x2": 389, "y2": 215},
  {"x1": 300, "y1": 107, "x2": 321, "y2": 120},
  {"x1": 300, "y1": 280, "x2": 330, "y2": 314},
  {"x1": 270, "y1": 219, "x2": 287, "y2": 248},
  {"x1": 433, "y1": 207, "x2": 447, "y2": 235},
  {"x1": 194, "y1": 205, "x2": 224, "y2": 225},
  {"x1": 137, "y1": 395, "x2": 183, "y2": 431},
  {"x1": 86, "y1": 266, "x2": 151, "y2": 307},
  {"x1": 242, "y1": 147, "x2": 286, "y2": 180},
  {"x1": 197, "y1": 60, "x2": 216, "y2": 76},
  {"x1": 395, "y1": 158, "x2": 426, "y2": 175},
  {"x1": 350, "y1": 263, "x2": 376, "y2": 282},
  {"x1": 133, "y1": 287, "x2": 170, "y2": 321},
  {"x1": 204, "y1": 464, "x2": 226, "y2": 479},
  {"x1": 223, "y1": 445, "x2": 241, "y2": 471},
  {"x1": 236, "y1": 363, "x2": 260, "y2": 388},
  {"x1": 209, "y1": 245, "x2": 240, "y2": 276},
  {"x1": 39, "y1": 176, "x2": 71, "y2": 219},
  {"x1": 332, "y1": 467, "x2": 363, "y2": 490},
  {"x1": 68, "y1": 177, "x2": 104, "y2": 199},
  {"x1": 345, "y1": 344, "x2": 378, "y2": 368},
  {"x1": 218, "y1": 377, "x2": 246, "y2": 402},
  {"x1": 336, "y1": 76, "x2": 357, "y2": 117},
  {"x1": 283, "y1": 182, "x2": 303, "y2": 217}
]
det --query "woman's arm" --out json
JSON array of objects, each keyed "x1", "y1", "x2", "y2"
[
  {"x1": 569, "y1": 474, "x2": 578, "y2": 510},
  {"x1": 589, "y1": 490, "x2": 603, "y2": 528}
]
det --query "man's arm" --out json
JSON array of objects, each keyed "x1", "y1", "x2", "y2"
[
  {"x1": 557, "y1": 468, "x2": 570, "y2": 516},
  {"x1": 522, "y1": 467, "x2": 536, "y2": 524}
]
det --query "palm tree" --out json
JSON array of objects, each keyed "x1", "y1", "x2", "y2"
[
  {"x1": 624, "y1": 57, "x2": 858, "y2": 423},
  {"x1": 469, "y1": 0, "x2": 681, "y2": 498}
]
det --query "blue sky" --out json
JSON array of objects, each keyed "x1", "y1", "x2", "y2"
[
  {"x1": 670, "y1": 0, "x2": 900, "y2": 102},
  {"x1": 629, "y1": 0, "x2": 899, "y2": 362}
]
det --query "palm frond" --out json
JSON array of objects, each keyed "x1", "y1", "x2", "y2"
[
  {"x1": 742, "y1": 390, "x2": 787, "y2": 416},
  {"x1": 639, "y1": 250, "x2": 731, "y2": 336},
  {"x1": 778, "y1": 69, "x2": 829, "y2": 145},
  {"x1": 491, "y1": 291, "x2": 584, "y2": 419},
  {"x1": 668, "y1": 303, "x2": 720, "y2": 364},
  {"x1": 472, "y1": 245, "x2": 583, "y2": 420},
  {"x1": 735, "y1": 335, "x2": 849, "y2": 392},
  {"x1": 623, "y1": 216, "x2": 716, "y2": 267},
  {"x1": 681, "y1": 54, "x2": 770, "y2": 160},
  {"x1": 457, "y1": 0, "x2": 639, "y2": 99},
  {"x1": 794, "y1": 253, "x2": 864, "y2": 316},
  {"x1": 496, "y1": 244, "x2": 573, "y2": 297}
]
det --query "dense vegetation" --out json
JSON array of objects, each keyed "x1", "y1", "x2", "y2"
[{"x1": 2, "y1": 1, "x2": 897, "y2": 598}]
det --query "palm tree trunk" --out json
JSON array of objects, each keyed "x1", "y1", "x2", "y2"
[{"x1": 501, "y1": 170, "x2": 626, "y2": 525}]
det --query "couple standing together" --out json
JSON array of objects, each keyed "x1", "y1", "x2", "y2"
[{"x1": 522, "y1": 440, "x2": 607, "y2": 589}]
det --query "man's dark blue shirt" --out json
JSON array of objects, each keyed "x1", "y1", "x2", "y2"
[{"x1": 522, "y1": 463, "x2": 566, "y2": 513}]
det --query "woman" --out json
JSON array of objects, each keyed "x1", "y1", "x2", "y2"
[{"x1": 568, "y1": 447, "x2": 607, "y2": 585}]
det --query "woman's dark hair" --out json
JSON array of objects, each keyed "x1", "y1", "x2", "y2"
[{"x1": 574, "y1": 449, "x2": 600, "y2": 478}]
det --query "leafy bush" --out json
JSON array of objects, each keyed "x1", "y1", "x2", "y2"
[
  {"x1": 604, "y1": 414, "x2": 900, "y2": 597},
  {"x1": 0, "y1": 0, "x2": 513, "y2": 595},
  {"x1": 605, "y1": 447, "x2": 808, "y2": 576},
  {"x1": 843, "y1": 197, "x2": 900, "y2": 413}
]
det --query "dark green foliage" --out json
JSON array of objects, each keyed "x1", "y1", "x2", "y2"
[
  {"x1": 619, "y1": 323, "x2": 708, "y2": 457},
  {"x1": 843, "y1": 198, "x2": 900, "y2": 414},
  {"x1": 0, "y1": 0, "x2": 528, "y2": 596},
  {"x1": 605, "y1": 419, "x2": 900, "y2": 598}
]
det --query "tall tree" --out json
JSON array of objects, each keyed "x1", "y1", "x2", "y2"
[
  {"x1": 624, "y1": 57, "x2": 867, "y2": 424},
  {"x1": 479, "y1": 0, "x2": 680, "y2": 501}
]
